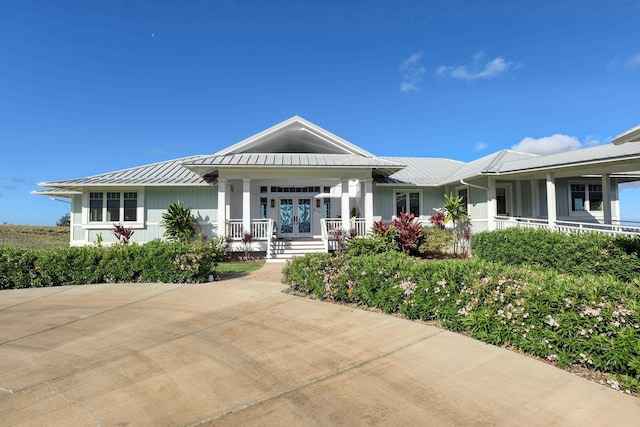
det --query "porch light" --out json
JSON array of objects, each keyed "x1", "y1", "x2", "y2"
[
  {"x1": 316, "y1": 199, "x2": 321, "y2": 208},
  {"x1": 271, "y1": 199, "x2": 275, "y2": 208}
]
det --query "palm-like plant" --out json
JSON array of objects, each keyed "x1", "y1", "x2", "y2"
[
  {"x1": 443, "y1": 193, "x2": 469, "y2": 255},
  {"x1": 161, "y1": 201, "x2": 198, "y2": 242}
]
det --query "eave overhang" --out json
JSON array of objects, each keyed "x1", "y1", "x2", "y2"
[{"x1": 612, "y1": 124, "x2": 640, "y2": 145}]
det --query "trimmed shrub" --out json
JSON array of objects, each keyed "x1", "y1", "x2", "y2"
[
  {"x1": 471, "y1": 228, "x2": 640, "y2": 282},
  {"x1": 0, "y1": 239, "x2": 228, "y2": 289},
  {"x1": 344, "y1": 234, "x2": 398, "y2": 256}
]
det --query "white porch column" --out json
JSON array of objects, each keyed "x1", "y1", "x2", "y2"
[
  {"x1": 341, "y1": 179, "x2": 350, "y2": 231},
  {"x1": 363, "y1": 179, "x2": 374, "y2": 232},
  {"x1": 546, "y1": 173, "x2": 557, "y2": 229},
  {"x1": 217, "y1": 178, "x2": 227, "y2": 237},
  {"x1": 602, "y1": 173, "x2": 612, "y2": 224},
  {"x1": 488, "y1": 177, "x2": 497, "y2": 231},
  {"x1": 242, "y1": 178, "x2": 251, "y2": 234}
]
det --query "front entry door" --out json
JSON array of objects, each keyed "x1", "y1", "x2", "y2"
[{"x1": 279, "y1": 197, "x2": 312, "y2": 238}]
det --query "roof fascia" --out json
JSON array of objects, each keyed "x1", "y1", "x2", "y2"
[{"x1": 612, "y1": 125, "x2": 640, "y2": 145}]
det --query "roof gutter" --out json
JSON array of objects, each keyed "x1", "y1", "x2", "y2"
[{"x1": 460, "y1": 179, "x2": 488, "y2": 190}]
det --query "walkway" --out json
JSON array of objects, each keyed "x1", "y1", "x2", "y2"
[{"x1": 0, "y1": 264, "x2": 639, "y2": 426}]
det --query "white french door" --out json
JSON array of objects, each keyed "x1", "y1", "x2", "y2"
[{"x1": 278, "y1": 197, "x2": 312, "y2": 238}]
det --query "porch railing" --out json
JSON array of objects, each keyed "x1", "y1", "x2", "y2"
[
  {"x1": 495, "y1": 216, "x2": 640, "y2": 236},
  {"x1": 320, "y1": 218, "x2": 369, "y2": 252},
  {"x1": 225, "y1": 218, "x2": 274, "y2": 258},
  {"x1": 226, "y1": 219, "x2": 273, "y2": 240}
]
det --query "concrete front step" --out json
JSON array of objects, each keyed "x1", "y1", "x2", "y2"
[{"x1": 270, "y1": 239, "x2": 326, "y2": 259}]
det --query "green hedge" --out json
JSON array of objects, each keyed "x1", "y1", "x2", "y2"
[
  {"x1": 0, "y1": 239, "x2": 227, "y2": 289},
  {"x1": 471, "y1": 228, "x2": 640, "y2": 281},
  {"x1": 283, "y1": 252, "x2": 640, "y2": 390}
]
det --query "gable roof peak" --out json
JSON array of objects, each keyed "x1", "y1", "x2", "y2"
[{"x1": 214, "y1": 116, "x2": 376, "y2": 158}]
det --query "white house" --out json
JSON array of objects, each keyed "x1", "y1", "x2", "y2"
[{"x1": 34, "y1": 117, "x2": 640, "y2": 258}]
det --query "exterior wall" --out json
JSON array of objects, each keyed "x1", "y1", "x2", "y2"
[
  {"x1": 423, "y1": 188, "x2": 446, "y2": 218},
  {"x1": 373, "y1": 186, "x2": 393, "y2": 220},
  {"x1": 372, "y1": 185, "x2": 446, "y2": 223},
  {"x1": 72, "y1": 185, "x2": 217, "y2": 245},
  {"x1": 520, "y1": 180, "x2": 532, "y2": 217},
  {"x1": 555, "y1": 178, "x2": 570, "y2": 217}
]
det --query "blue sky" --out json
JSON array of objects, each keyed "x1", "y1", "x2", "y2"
[{"x1": 1, "y1": 0, "x2": 639, "y2": 225}]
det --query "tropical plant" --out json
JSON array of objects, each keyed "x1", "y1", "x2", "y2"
[
  {"x1": 161, "y1": 201, "x2": 198, "y2": 242},
  {"x1": 241, "y1": 230, "x2": 254, "y2": 260},
  {"x1": 429, "y1": 211, "x2": 446, "y2": 230},
  {"x1": 390, "y1": 211, "x2": 423, "y2": 255},
  {"x1": 442, "y1": 193, "x2": 469, "y2": 255},
  {"x1": 113, "y1": 223, "x2": 134, "y2": 245}
]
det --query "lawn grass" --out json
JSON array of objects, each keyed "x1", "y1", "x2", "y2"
[
  {"x1": 216, "y1": 261, "x2": 264, "y2": 275},
  {"x1": 0, "y1": 225, "x2": 69, "y2": 249}
]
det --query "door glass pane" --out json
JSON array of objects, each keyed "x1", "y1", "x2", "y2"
[
  {"x1": 280, "y1": 199, "x2": 293, "y2": 233},
  {"x1": 396, "y1": 192, "x2": 407, "y2": 215},
  {"x1": 298, "y1": 198, "x2": 311, "y2": 233}
]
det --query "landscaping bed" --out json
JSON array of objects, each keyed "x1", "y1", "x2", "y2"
[{"x1": 282, "y1": 244, "x2": 640, "y2": 395}]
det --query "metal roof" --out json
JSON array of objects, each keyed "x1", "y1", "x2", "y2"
[
  {"x1": 38, "y1": 155, "x2": 210, "y2": 188},
  {"x1": 380, "y1": 157, "x2": 465, "y2": 186},
  {"x1": 500, "y1": 143, "x2": 640, "y2": 173},
  {"x1": 30, "y1": 188, "x2": 82, "y2": 197},
  {"x1": 439, "y1": 150, "x2": 538, "y2": 184},
  {"x1": 183, "y1": 153, "x2": 406, "y2": 169}
]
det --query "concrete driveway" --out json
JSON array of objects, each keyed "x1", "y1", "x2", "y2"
[{"x1": 1, "y1": 263, "x2": 639, "y2": 426}]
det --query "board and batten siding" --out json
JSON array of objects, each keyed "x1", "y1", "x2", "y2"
[
  {"x1": 372, "y1": 185, "x2": 447, "y2": 222},
  {"x1": 72, "y1": 186, "x2": 217, "y2": 245}
]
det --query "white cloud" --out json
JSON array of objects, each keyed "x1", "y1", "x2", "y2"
[
  {"x1": 608, "y1": 53, "x2": 640, "y2": 72},
  {"x1": 399, "y1": 51, "x2": 426, "y2": 93},
  {"x1": 475, "y1": 142, "x2": 488, "y2": 150},
  {"x1": 511, "y1": 134, "x2": 602, "y2": 155},
  {"x1": 435, "y1": 51, "x2": 518, "y2": 81}
]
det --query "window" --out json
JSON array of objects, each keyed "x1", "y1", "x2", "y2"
[
  {"x1": 90, "y1": 192, "x2": 103, "y2": 222},
  {"x1": 323, "y1": 198, "x2": 331, "y2": 218},
  {"x1": 107, "y1": 192, "x2": 120, "y2": 221},
  {"x1": 571, "y1": 183, "x2": 603, "y2": 212},
  {"x1": 588, "y1": 184, "x2": 603, "y2": 211},
  {"x1": 88, "y1": 191, "x2": 138, "y2": 223},
  {"x1": 260, "y1": 197, "x2": 268, "y2": 219},
  {"x1": 457, "y1": 188, "x2": 468, "y2": 209},
  {"x1": 124, "y1": 192, "x2": 137, "y2": 221},
  {"x1": 395, "y1": 191, "x2": 420, "y2": 216}
]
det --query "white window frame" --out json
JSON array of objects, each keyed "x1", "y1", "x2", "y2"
[
  {"x1": 83, "y1": 188, "x2": 145, "y2": 228},
  {"x1": 568, "y1": 181, "x2": 604, "y2": 216},
  {"x1": 393, "y1": 190, "x2": 422, "y2": 218}
]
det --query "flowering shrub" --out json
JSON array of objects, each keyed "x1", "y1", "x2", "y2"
[
  {"x1": 283, "y1": 252, "x2": 640, "y2": 392},
  {"x1": 0, "y1": 239, "x2": 228, "y2": 288}
]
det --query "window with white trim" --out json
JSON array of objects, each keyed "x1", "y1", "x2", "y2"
[
  {"x1": 457, "y1": 188, "x2": 468, "y2": 210},
  {"x1": 571, "y1": 183, "x2": 603, "y2": 212},
  {"x1": 395, "y1": 191, "x2": 421, "y2": 216},
  {"x1": 88, "y1": 191, "x2": 138, "y2": 222}
]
